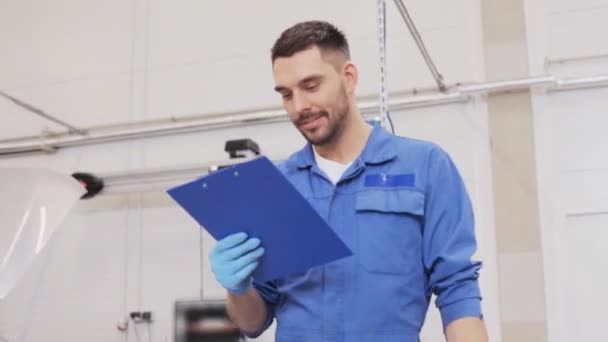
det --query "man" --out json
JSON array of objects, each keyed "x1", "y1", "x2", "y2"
[{"x1": 210, "y1": 21, "x2": 488, "y2": 341}]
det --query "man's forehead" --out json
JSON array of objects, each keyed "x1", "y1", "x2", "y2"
[{"x1": 273, "y1": 47, "x2": 337, "y2": 86}]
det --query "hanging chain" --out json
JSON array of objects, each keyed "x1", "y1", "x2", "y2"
[{"x1": 377, "y1": 0, "x2": 389, "y2": 127}]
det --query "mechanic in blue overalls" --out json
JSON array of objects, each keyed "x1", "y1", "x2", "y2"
[{"x1": 210, "y1": 20, "x2": 489, "y2": 342}]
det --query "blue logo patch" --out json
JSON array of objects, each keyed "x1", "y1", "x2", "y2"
[{"x1": 364, "y1": 173, "x2": 415, "y2": 187}]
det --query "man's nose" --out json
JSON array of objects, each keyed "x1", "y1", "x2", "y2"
[{"x1": 293, "y1": 92, "x2": 312, "y2": 114}]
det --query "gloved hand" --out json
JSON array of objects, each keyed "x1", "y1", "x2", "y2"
[{"x1": 210, "y1": 232, "x2": 265, "y2": 295}]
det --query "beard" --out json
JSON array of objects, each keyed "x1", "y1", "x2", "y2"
[
  {"x1": 295, "y1": 88, "x2": 350, "y2": 146},
  {"x1": 296, "y1": 103, "x2": 349, "y2": 146}
]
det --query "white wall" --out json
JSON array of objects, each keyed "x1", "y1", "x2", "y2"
[
  {"x1": 532, "y1": 84, "x2": 608, "y2": 342},
  {"x1": 526, "y1": 0, "x2": 608, "y2": 341},
  {"x1": 0, "y1": 1, "x2": 501, "y2": 341},
  {"x1": 0, "y1": 0, "x2": 484, "y2": 138}
]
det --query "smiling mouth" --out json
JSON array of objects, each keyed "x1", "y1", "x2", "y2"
[
  {"x1": 299, "y1": 114, "x2": 324, "y2": 127},
  {"x1": 299, "y1": 117, "x2": 322, "y2": 130}
]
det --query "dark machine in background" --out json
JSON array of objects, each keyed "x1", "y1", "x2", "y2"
[
  {"x1": 224, "y1": 138, "x2": 260, "y2": 159},
  {"x1": 175, "y1": 300, "x2": 244, "y2": 342}
]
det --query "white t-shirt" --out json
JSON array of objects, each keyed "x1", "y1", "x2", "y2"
[{"x1": 313, "y1": 148, "x2": 354, "y2": 185}]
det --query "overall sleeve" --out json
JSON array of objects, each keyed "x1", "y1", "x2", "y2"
[{"x1": 422, "y1": 146, "x2": 483, "y2": 330}]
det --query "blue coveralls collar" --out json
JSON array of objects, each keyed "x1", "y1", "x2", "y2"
[{"x1": 289, "y1": 124, "x2": 398, "y2": 169}]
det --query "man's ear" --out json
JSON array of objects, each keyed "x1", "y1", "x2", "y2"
[{"x1": 342, "y1": 61, "x2": 358, "y2": 96}]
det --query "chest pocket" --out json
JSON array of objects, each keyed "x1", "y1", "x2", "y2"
[{"x1": 355, "y1": 188, "x2": 425, "y2": 275}]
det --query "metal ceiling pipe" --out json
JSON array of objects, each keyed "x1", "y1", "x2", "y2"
[
  {"x1": 553, "y1": 75, "x2": 608, "y2": 91},
  {"x1": 545, "y1": 53, "x2": 608, "y2": 67},
  {"x1": 393, "y1": 0, "x2": 447, "y2": 92},
  {"x1": 457, "y1": 76, "x2": 557, "y2": 94},
  {"x1": 0, "y1": 109, "x2": 287, "y2": 156},
  {"x1": 0, "y1": 92, "x2": 468, "y2": 156},
  {"x1": 1, "y1": 74, "x2": 607, "y2": 157},
  {"x1": 0, "y1": 90, "x2": 86, "y2": 135}
]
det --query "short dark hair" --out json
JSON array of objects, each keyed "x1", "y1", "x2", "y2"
[{"x1": 271, "y1": 20, "x2": 350, "y2": 62}]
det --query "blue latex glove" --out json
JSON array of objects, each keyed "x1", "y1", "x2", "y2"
[{"x1": 210, "y1": 232, "x2": 265, "y2": 295}]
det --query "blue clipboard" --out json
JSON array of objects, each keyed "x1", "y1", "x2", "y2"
[{"x1": 166, "y1": 156, "x2": 353, "y2": 283}]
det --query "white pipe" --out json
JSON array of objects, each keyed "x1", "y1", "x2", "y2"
[
  {"x1": 0, "y1": 93, "x2": 468, "y2": 156},
  {"x1": 457, "y1": 75, "x2": 556, "y2": 93},
  {"x1": 99, "y1": 159, "x2": 259, "y2": 194},
  {"x1": 1, "y1": 74, "x2": 607, "y2": 156},
  {"x1": 554, "y1": 75, "x2": 608, "y2": 91},
  {"x1": 359, "y1": 91, "x2": 468, "y2": 115},
  {"x1": 0, "y1": 109, "x2": 287, "y2": 155},
  {"x1": 545, "y1": 53, "x2": 608, "y2": 66}
]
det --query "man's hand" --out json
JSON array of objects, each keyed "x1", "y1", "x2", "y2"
[{"x1": 210, "y1": 233, "x2": 265, "y2": 295}]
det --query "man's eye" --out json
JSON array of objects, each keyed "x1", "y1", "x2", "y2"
[
  {"x1": 305, "y1": 84, "x2": 318, "y2": 91},
  {"x1": 282, "y1": 93, "x2": 292, "y2": 100}
]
